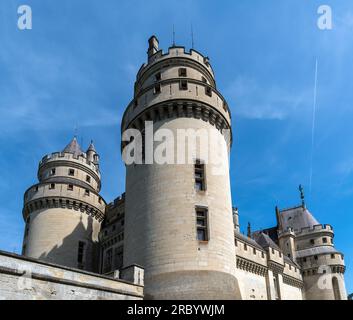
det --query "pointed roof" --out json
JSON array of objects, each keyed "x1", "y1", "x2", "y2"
[
  {"x1": 87, "y1": 140, "x2": 96, "y2": 153},
  {"x1": 62, "y1": 137, "x2": 84, "y2": 157},
  {"x1": 253, "y1": 232, "x2": 281, "y2": 251},
  {"x1": 279, "y1": 206, "x2": 319, "y2": 232}
]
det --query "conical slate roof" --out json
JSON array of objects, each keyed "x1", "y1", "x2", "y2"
[
  {"x1": 62, "y1": 137, "x2": 84, "y2": 157},
  {"x1": 87, "y1": 140, "x2": 96, "y2": 153}
]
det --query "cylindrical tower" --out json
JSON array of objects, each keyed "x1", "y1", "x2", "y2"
[
  {"x1": 121, "y1": 36, "x2": 241, "y2": 299},
  {"x1": 22, "y1": 138, "x2": 106, "y2": 272}
]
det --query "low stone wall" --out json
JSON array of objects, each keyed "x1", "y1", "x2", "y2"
[{"x1": 0, "y1": 250, "x2": 144, "y2": 300}]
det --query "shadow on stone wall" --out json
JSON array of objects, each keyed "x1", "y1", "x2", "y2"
[{"x1": 38, "y1": 214, "x2": 100, "y2": 273}]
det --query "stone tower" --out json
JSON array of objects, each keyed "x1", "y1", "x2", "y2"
[
  {"x1": 22, "y1": 137, "x2": 106, "y2": 272},
  {"x1": 276, "y1": 189, "x2": 347, "y2": 300},
  {"x1": 121, "y1": 36, "x2": 240, "y2": 299}
]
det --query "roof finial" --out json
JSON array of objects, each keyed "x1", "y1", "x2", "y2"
[
  {"x1": 299, "y1": 184, "x2": 305, "y2": 207},
  {"x1": 74, "y1": 124, "x2": 78, "y2": 138},
  {"x1": 247, "y1": 222, "x2": 251, "y2": 238},
  {"x1": 191, "y1": 23, "x2": 194, "y2": 49},
  {"x1": 172, "y1": 24, "x2": 175, "y2": 47}
]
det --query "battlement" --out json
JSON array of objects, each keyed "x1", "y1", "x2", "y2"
[
  {"x1": 39, "y1": 152, "x2": 99, "y2": 174},
  {"x1": 279, "y1": 224, "x2": 333, "y2": 237},
  {"x1": 295, "y1": 224, "x2": 333, "y2": 236},
  {"x1": 23, "y1": 182, "x2": 106, "y2": 220},
  {"x1": 137, "y1": 46, "x2": 215, "y2": 81}
]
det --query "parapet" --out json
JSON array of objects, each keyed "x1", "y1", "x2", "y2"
[
  {"x1": 137, "y1": 46, "x2": 215, "y2": 81},
  {"x1": 39, "y1": 152, "x2": 100, "y2": 175}
]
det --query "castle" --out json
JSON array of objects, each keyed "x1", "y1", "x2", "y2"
[{"x1": 0, "y1": 36, "x2": 348, "y2": 300}]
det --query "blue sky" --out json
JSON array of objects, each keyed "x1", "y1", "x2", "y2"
[{"x1": 0, "y1": 0, "x2": 352, "y2": 293}]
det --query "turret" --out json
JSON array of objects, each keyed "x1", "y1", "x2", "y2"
[
  {"x1": 276, "y1": 186, "x2": 347, "y2": 300},
  {"x1": 121, "y1": 36, "x2": 238, "y2": 299},
  {"x1": 21, "y1": 137, "x2": 106, "y2": 272},
  {"x1": 147, "y1": 35, "x2": 159, "y2": 60}
]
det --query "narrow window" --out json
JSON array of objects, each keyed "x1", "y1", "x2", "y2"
[
  {"x1": 235, "y1": 239, "x2": 237, "y2": 247},
  {"x1": 155, "y1": 72, "x2": 161, "y2": 81},
  {"x1": 279, "y1": 252, "x2": 282, "y2": 258},
  {"x1": 114, "y1": 247, "x2": 124, "y2": 270},
  {"x1": 77, "y1": 241, "x2": 85, "y2": 266},
  {"x1": 67, "y1": 184, "x2": 73, "y2": 191},
  {"x1": 201, "y1": 76, "x2": 207, "y2": 83},
  {"x1": 323, "y1": 237, "x2": 327, "y2": 243},
  {"x1": 35, "y1": 186, "x2": 39, "y2": 192},
  {"x1": 104, "y1": 248, "x2": 113, "y2": 273},
  {"x1": 98, "y1": 197, "x2": 102, "y2": 204},
  {"x1": 85, "y1": 189, "x2": 90, "y2": 196},
  {"x1": 303, "y1": 257, "x2": 307, "y2": 262},
  {"x1": 244, "y1": 244, "x2": 247, "y2": 251},
  {"x1": 205, "y1": 86, "x2": 212, "y2": 97},
  {"x1": 331, "y1": 254, "x2": 335, "y2": 259},
  {"x1": 179, "y1": 68, "x2": 187, "y2": 77},
  {"x1": 310, "y1": 239, "x2": 315, "y2": 245},
  {"x1": 134, "y1": 99, "x2": 138, "y2": 108},
  {"x1": 50, "y1": 168, "x2": 56, "y2": 176},
  {"x1": 253, "y1": 248, "x2": 256, "y2": 255},
  {"x1": 86, "y1": 175, "x2": 91, "y2": 183},
  {"x1": 196, "y1": 207, "x2": 208, "y2": 241},
  {"x1": 68, "y1": 169, "x2": 75, "y2": 176},
  {"x1": 271, "y1": 248, "x2": 275, "y2": 254},
  {"x1": 180, "y1": 80, "x2": 188, "y2": 91},
  {"x1": 154, "y1": 83, "x2": 161, "y2": 94},
  {"x1": 49, "y1": 183, "x2": 55, "y2": 190},
  {"x1": 194, "y1": 160, "x2": 206, "y2": 191},
  {"x1": 314, "y1": 255, "x2": 318, "y2": 260},
  {"x1": 261, "y1": 252, "x2": 265, "y2": 258}
]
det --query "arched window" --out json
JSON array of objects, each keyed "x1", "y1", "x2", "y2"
[{"x1": 332, "y1": 277, "x2": 341, "y2": 300}]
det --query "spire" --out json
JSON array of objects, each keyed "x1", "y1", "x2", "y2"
[
  {"x1": 62, "y1": 137, "x2": 84, "y2": 157},
  {"x1": 87, "y1": 140, "x2": 96, "y2": 153},
  {"x1": 86, "y1": 139, "x2": 99, "y2": 164},
  {"x1": 275, "y1": 206, "x2": 282, "y2": 230},
  {"x1": 299, "y1": 184, "x2": 305, "y2": 207}
]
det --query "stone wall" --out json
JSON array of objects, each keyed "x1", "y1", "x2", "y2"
[{"x1": 0, "y1": 250, "x2": 143, "y2": 300}]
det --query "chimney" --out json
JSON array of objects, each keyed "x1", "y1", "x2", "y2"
[{"x1": 147, "y1": 35, "x2": 159, "y2": 60}]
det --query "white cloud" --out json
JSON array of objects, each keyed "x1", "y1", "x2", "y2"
[{"x1": 224, "y1": 76, "x2": 311, "y2": 120}]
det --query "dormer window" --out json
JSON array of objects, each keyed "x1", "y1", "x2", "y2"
[{"x1": 179, "y1": 68, "x2": 187, "y2": 77}]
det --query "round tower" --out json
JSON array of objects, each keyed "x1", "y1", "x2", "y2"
[
  {"x1": 121, "y1": 36, "x2": 240, "y2": 299},
  {"x1": 22, "y1": 137, "x2": 106, "y2": 272}
]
